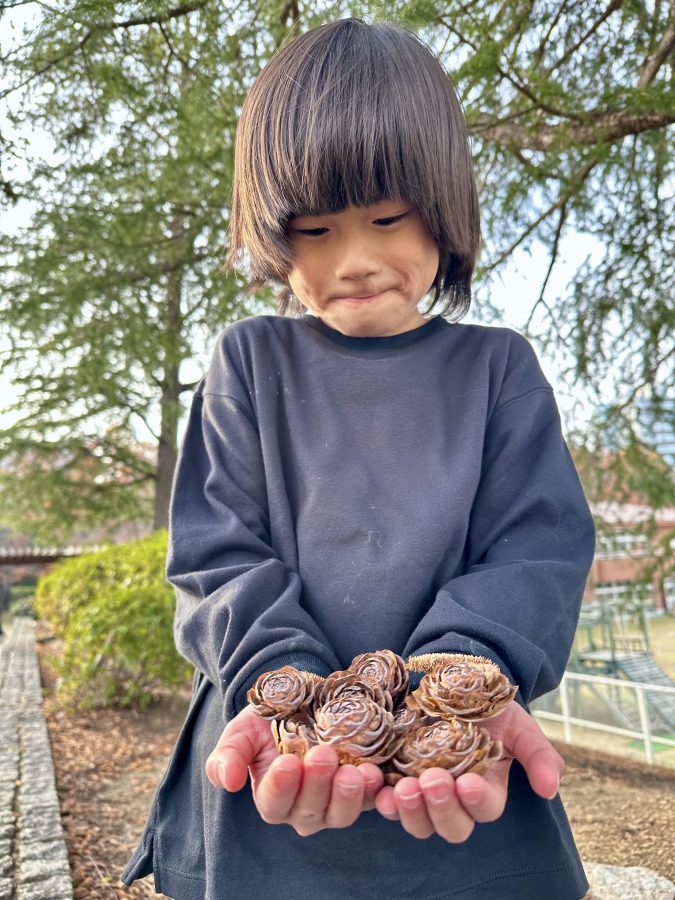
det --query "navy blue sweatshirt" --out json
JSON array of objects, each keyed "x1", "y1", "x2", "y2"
[{"x1": 122, "y1": 313, "x2": 595, "y2": 900}]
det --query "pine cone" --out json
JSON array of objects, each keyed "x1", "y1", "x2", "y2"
[
  {"x1": 392, "y1": 693, "x2": 434, "y2": 738},
  {"x1": 388, "y1": 718, "x2": 502, "y2": 782},
  {"x1": 414, "y1": 659, "x2": 517, "y2": 722},
  {"x1": 316, "y1": 670, "x2": 393, "y2": 712},
  {"x1": 314, "y1": 695, "x2": 398, "y2": 765},
  {"x1": 348, "y1": 649, "x2": 409, "y2": 707},
  {"x1": 271, "y1": 715, "x2": 319, "y2": 758},
  {"x1": 247, "y1": 666, "x2": 319, "y2": 720}
]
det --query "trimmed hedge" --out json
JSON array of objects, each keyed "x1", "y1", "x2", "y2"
[{"x1": 35, "y1": 531, "x2": 192, "y2": 708}]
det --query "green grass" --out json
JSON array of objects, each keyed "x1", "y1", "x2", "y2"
[
  {"x1": 648, "y1": 614, "x2": 675, "y2": 679},
  {"x1": 626, "y1": 733, "x2": 675, "y2": 753}
]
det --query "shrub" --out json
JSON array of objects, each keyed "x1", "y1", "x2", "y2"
[
  {"x1": 35, "y1": 531, "x2": 192, "y2": 708},
  {"x1": 9, "y1": 593, "x2": 36, "y2": 619},
  {"x1": 36, "y1": 531, "x2": 169, "y2": 635}
]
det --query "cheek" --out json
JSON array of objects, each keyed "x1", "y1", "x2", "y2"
[
  {"x1": 417, "y1": 238, "x2": 440, "y2": 289},
  {"x1": 399, "y1": 245, "x2": 439, "y2": 289},
  {"x1": 288, "y1": 259, "x2": 321, "y2": 298}
]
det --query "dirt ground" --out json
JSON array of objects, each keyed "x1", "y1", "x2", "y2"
[{"x1": 34, "y1": 635, "x2": 675, "y2": 899}]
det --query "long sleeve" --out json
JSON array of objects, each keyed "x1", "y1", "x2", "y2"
[
  {"x1": 403, "y1": 383, "x2": 595, "y2": 704},
  {"x1": 168, "y1": 376, "x2": 342, "y2": 722}
]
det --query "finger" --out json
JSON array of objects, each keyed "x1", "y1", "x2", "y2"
[
  {"x1": 324, "y1": 764, "x2": 365, "y2": 829},
  {"x1": 508, "y1": 713, "x2": 565, "y2": 800},
  {"x1": 454, "y1": 761, "x2": 511, "y2": 823},
  {"x1": 394, "y1": 777, "x2": 435, "y2": 839},
  {"x1": 418, "y1": 769, "x2": 474, "y2": 843},
  {"x1": 253, "y1": 753, "x2": 303, "y2": 824},
  {"x1": 358, "y1": 762, "x2": 384, "y2": 811},
  {"x1": 205, "y1": 709, "x2": 270, "y2": 792},
  {"x1": 289, "y1": 745, "x2": 340, "y2": 833},
  {"x1": 374, "y1": 785, "x2": 400, "y2": 820}
]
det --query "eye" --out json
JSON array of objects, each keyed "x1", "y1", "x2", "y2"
[
  {"x1": 294, "y1": 226, "x2": 329, "y2": 236},
  {"x1": 374, "y1": 212, "x2": 409, "y2": 226}
]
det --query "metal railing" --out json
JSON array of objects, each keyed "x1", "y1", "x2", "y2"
[{"x1": 531, "y1": 670, "x2": 675, "y2": 765}]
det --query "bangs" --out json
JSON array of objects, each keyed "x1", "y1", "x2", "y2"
[
  {"x1": 228, "y1": 19, "x2": 481, "y2": 319},
  {"x1": 262, "y1": 30, "x2": 436, "y2": 219}
]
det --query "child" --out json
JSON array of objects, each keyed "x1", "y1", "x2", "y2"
[{"x1": 122, "y1": 18, "x2": 595, "y2": 900}]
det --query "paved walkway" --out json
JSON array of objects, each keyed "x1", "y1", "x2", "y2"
[
  {"x1": 1, "y1": 618, "x2": 674, "y2": 900},
  {"x1": 0, "y1": 618, "x2": 73, "y2": 900}
]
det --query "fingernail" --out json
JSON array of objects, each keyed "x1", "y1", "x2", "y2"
[
  {"x1": 273, "y1": 759, "x2": 299, "y2": 785},
  {"x1": 340, "y1": 782, "x2": 361, "y2": 797},
  {"x1": 423, "y1": 781, "x2": 451, "y2": 806},
  {"x1": 218, "y1": 762, "x2": 228, "y2": 788},
  {"x1": 399, "y1": 791, "x2": 422, "y2": 809},
  {"x1": 547, "y1": 773, "x2": 560, "y2": 800}
]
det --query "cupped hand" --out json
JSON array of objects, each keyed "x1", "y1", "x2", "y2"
[
  {"x1": 205, "y1": 705, "x2": 384, "y2": 836},
  {"x1": 374, "y1": 701, "x2": 564, "y2": 843}
]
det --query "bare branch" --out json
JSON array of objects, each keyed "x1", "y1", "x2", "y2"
[
  {"x1": 608, "y1": 344, "x2": 675, "y2": 415},
  {"x1": 437, "y1": 9, "x2": 585, "y2": 123},
  {"x1": 110, "y1": 0, "x2": 210, "y2": 30},
  {"x1": 471, "y1": 108, "x2": 675, "y2": 151},
  {"x1": 638, "y1": 0, "x2": 675, "y2": 87},
  {"x1": 532, "y1": 0, "x2": 573, "y2": 69},
  {"x1": 130, "y1": 408, "x2": 160, "y2": 442},
  {"x1": 0, "y1": 0, "x2": 41, "y2": 9},
  {"x1": 524, "y1": 200, "x2": 569, "y2": 332},
  {"x1": 178, "y1": 379, "x2": 200, "y2": 394},
  {"x1": 158, "y1": 20, "x2": 194, "y2": 76},
  {"x1": 485, "y1": 158, "x2": 598, "y2": 273},
  {"x1": 540, "y1": 0, "x2": 624, "y2": 77}
]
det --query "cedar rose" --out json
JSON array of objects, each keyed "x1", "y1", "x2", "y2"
[
  {"x1": 414, "y1": 659, "x2": 517, "y2": 722},
  {"x1": 348, "y1": 649, "x2": 409, "y2": 707},
  {"x1": 392, "y1": 693, "x2": 434, "y2": 738},
  {"x1": 387, "y1": 718, "x2": 502, "y2": 784},
  {"x1": 271, "y1": 716, "x2": 319, "y2": 758},
  {"x1": 316, "y1": 669, "x2": 393, "y2": 712},
  {"x1": 246, "y1": 666, "x2": 319, "y2": 719},
  {"x1": 314, "y1": 695, "x2": 399, "y2": 765}
]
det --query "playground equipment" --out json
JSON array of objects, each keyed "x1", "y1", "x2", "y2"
[{"x1": 568, "y1": 598, "x2": 675, "y2": 733}]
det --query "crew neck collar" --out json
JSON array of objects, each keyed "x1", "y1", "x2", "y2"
[{"x1": 300, "y1": 314, "x2": 445, "y2": 351}]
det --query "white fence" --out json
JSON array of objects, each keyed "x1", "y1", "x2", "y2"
[{"x1": 531, "y1": 670, "x2": 675, "y2": 765}]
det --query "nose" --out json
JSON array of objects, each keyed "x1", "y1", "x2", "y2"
[{"x1": 333, "y1": 235, "x2": 381, "y2": 282}]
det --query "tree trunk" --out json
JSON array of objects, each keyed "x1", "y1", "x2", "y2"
[
  {"x1": 153, "y1": 216, "x2": 187, "y2": 531},
  {"x1": 154, "y1": 377, "x2": 180, "y2": 530}
]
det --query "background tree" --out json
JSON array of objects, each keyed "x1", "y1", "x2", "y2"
[{"x1": 1, "y1": 0, "x2": 673, "y2": 543}]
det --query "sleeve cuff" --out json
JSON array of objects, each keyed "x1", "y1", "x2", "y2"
[
  {"x1": 228, "y1": 653, "x2": 334, "y2": 719},
  {"x1": 406, "y1": 641, "x2": 524, "y2": 705}
]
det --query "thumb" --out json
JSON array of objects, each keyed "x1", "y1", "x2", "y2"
[
  {"x1": 205, "y1": 706, "x2": 266, "y2": 792},
  {"x1": 507, "y1": 711, "x2": 565, "y2": 801}
]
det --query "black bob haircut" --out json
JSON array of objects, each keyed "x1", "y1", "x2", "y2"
[{"x1": 227, "y1": 18, "x2": 482, "y2": 320}]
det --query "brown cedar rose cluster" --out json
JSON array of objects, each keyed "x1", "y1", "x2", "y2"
[{"x1": 247, "y1": 650, "x2": 517, "y2": 785}]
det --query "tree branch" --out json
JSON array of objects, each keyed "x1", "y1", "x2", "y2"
[
  {"x1": 539, "y1": 0, "x2": 624, "y2": 77},
  {"x1": 437, "y1": 9, "x2": 585, "y2": 123},
  {"x1": 178, "y1": 379, "x2": 200, "y2": 394},
  {"x1": 0, "y1": 0, "x2": 209, "y2": 100},
  {"x1": 638, "y1": 0, "x2": 675, "y2": 87},
  {"x1": 484, "y1": 158, "x2": 598, "y2": 273},
  {"x1": 524, "y1": 200, "x2": 569, "y2": 332},
  {"x1": 470, "y1": 108, "x2": 675, "y2": 151},
  {"x1": 111, "y1": 0, "x2": 210, "y2": 30}
]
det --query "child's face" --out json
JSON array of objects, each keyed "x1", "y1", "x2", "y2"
[{"x1": 286, "y1": 201, "x2": 439, "y2": 337}]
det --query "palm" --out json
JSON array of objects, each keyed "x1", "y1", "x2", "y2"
[{"x1": 247, "y1": 717, "x2": 284, "y2": 801}]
